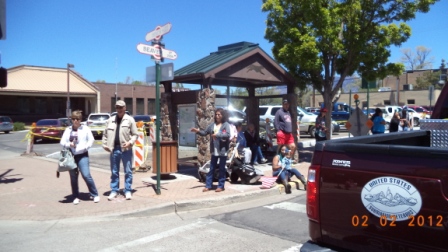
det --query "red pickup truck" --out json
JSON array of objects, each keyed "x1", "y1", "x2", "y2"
[{"x1": 301, "y1": 84, "x2": 448, "y2": 252}]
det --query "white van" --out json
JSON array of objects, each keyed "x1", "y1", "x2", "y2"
[{"x1": 378, "y1": 87, "x2": 392, "y2": 92}]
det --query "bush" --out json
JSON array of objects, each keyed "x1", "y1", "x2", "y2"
[{"x1": 13, "y1": 122, "x2": 25, "y2": 131}]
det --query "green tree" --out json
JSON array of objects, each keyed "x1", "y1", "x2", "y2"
[
  {"x1": 400, "y1": 46, "x2": 434, "y2": 70},
  {"x1": 262, "y1": 0, "x2": 437, "y2": 138},
  {"x1": 415, "y1": 71, "x2": 440, "y2": 90}
]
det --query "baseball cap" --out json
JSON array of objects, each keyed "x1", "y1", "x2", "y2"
[
  {"x1": 282, "y1": 98, "x2": 289, "y2": 104},
  {"x1": 115, "y1": 100, "x2": 126, "y2": 107}
]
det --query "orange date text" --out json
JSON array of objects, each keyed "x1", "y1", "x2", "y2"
[{"x1": 351, "y1": 215, "x2": 444, "y2": 227}]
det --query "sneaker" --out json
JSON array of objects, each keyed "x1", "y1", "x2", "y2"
[
  {"x1": 108, "y1": 191, "x2": 118, "y2": 201},
  {"x1": 253, "y1": 162, "x2": 259, "y2": 165},
  {"x1": 260, "y1": 158, "x2": 268, "y2": 163},
  {"x1": 73, "y1": 198, "x2": 80, "y2": 205},
  {"x1": 93, "y1": 196, "x2": 100, "y2": 203},
  {"x1": 125, "y1": 191, "x2": 132, "y2": 200}
]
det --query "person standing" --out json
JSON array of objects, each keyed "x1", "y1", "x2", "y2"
[
  {"x1": 102, "y1": 100, "x2": 138, "y2": 200},
  {"x1": 244, "y1": 123, "x2": 268, "y2": 165},
  {"x1": 315, "y1": 108, "x2": 328, "y2": 141},
  {"x1": 191, "y1": 108, "x2": 230, "y2": 192},
  {"x1": 389, "y1": 112, "x2": 401, "y2": 133},
  {"x1": 265, "y1": 118, "x2": 274, "y2": 151},
  {"x1": 370, "y1": 108, "x2": 386, "y2": 134},
  {"x1": 274, "y1": 98, "x2": 297, "y2": 161},
  {"x1": 60, "y1": 110, "x2": 99, "y2": 205}
]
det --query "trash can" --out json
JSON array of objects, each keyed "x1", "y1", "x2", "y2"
[{"x1": 152, "y1": 141, "x2": 178, "y2": 174}]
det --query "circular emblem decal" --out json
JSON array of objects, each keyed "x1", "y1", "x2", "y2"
[{"x1": 361, "y1": 176, "x2": 422, "y2": 221}]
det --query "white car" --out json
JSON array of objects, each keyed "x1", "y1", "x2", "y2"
[
  {"x1": 258, "y1": 105, "x2": 338, "y2": 136},
  {"x1": 0, "y1": 116, "x2": 13, "y2": 133},
  {"x1": 87, "y1": 113, "x2": 110, "y2": 138}
]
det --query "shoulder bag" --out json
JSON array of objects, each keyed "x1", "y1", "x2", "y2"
[{"x1": 58, "y1": 148, "x2": 77, "y2": 172}]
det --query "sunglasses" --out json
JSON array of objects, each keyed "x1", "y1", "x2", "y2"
[
  {"x1": 72, "y1": 118, "x2": 81, "y2": 121},
  {"x1": 115, "y1": 106, "x2": 124, "y2": 109}
]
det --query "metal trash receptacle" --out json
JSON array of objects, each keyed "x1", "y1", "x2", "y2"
[{"x1": 152, "y1": 141, "x2": 178, "y2": 174}]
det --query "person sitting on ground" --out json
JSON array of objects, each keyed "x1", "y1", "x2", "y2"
[
  {"x1": 272, "y1": 146, "x2": 307, "y2": 194},
  {"x1": 234, "y1": 122, "x2": 252, "y2": 164},
  {"x1": 370, "y1": 108, "x2": 386, "y2": 134},
  {"x1": 244, "y1": 123, "x2": 267, "y2": 165}
]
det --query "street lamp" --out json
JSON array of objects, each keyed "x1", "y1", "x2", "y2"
[{"x1": 67, "y1": 63, "x2": 75, "y2": 117}]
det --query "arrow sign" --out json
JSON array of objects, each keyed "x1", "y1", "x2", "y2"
[
  {"x1": 145, "y1": 23, "x2": 172, "y2": 41},
  {"x1": 136, "y1": 43, "x2": 178, "y2": 60}
]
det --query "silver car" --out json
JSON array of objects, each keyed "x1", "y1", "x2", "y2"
[{"x1": 0, "y1": 116, "x2": 13, "y2": 133}]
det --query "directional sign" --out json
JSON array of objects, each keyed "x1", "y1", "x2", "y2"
[
  {"x1": 346, "y1": 107, "x2": 370, "y2": 136},
  {"x1": 136, "y1": 43, "x2": 178, "y2": 60},
  {"x1": 145, "y1": 23, "x2": 172, "y2": 41}
]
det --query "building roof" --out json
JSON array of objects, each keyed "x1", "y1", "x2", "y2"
[
  {"x1": 172, "y1": 42, "x2": 294, "y2": 87},
  {"x1": 3, "y1": 65, "x2": 98, "y2": 96}
]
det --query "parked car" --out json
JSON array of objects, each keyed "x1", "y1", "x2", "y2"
[
  {"x1": 0, "y1": 116, "x2": 14, "y2": 134},
  {"x1": 226, "y1": 108, "x2": 247, "y2": 124},
  {"x1": 406, "y1": 105, "x2": 432, "y2": 116},
  {"x1": 87, "y1": 113, "x2": 111, "y2": 138},
  {"x1": 33, "y1": 119, "x2": 66, "y2": 143},
  {"x1": 259, "y1": 105, "x2": 339, "y2": 136},
  {"x1": 58, "y1": 118, "x2": 72, "y2": 127},
  {"x1": 133, "y1": 114, "x2": 155, "y2": 136}
]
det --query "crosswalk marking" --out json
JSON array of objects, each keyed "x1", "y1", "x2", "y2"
[
  {"x1": 264, "y1": 202, "x2": 307, "y2": 214},
  {"x1": 99, "y1": 218, "x2": 216, "y2": 252}
]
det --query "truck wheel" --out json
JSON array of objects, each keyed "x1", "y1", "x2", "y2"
[{"x1": 309, "y1": 126, "x2": 316, "y2": 136}]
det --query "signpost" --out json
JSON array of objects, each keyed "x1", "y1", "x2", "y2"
[
  {"x1": 146, "y1": 63, "x2": 174, "y2": 83},
  {"x1": 137, "y1": 23, "x2": 177, "y2": 195},
  {"x1": 145, "y1": 22, "x2": 172, "y2": 41},
  {"x1": 136, "y1": 43, "x2": 177, "y2": 60}
]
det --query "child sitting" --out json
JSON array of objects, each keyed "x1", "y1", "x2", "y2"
[{"x1": 281, "y1": 149, "x2": 292, "y2": 170}]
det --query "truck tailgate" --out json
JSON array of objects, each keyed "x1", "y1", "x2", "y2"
[{"x1": 317, "y1": 143, "x2": 448, "y2": 252}]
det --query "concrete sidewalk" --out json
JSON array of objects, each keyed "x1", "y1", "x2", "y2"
[{"x1": 0, "y1": 141, "x2": 315, "y2": 221}]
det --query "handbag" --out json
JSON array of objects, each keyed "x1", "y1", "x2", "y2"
[
  {"x1": 58, "y1": 148, "x2": 77, "y2": 172},
  {"x1": 316, "y1": 128, "x2": 326, "y2": 138}
]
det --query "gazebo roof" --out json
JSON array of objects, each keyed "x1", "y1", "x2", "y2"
[{"x1": 172, "y1": 42, "x2": 295, "y2": 88}]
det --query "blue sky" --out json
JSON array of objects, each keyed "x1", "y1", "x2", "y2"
[{"x1": 1, "y1": 0, "x2": 447, "y2": 84}]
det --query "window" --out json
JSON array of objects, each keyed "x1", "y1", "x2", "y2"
[
  {"x1": 384, "y1": 100, "x2": 391, "y2": 105},
  {"x1": 136, "y1": 98, "x2": 144, "y2": 115},
  {"x1": 407, "y1": 99, "x2": 415, "y2": 104},
  {"x1": 147, "y1": 99, "x2": 155, "y2": 114},
  {"x1": 124, "y1": 98, "x2": 133, "y2": 115}
]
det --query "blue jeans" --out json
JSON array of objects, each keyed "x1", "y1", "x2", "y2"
[
  {"x1": 206, "y1": 155, "x2": 227, "y2": 189},
  {"x1": 69, "y1": 152, "x2": 98, "y2": 198},
  {"x1": 273, "y1": 168, "x2": 303, "y2": 181},
  {"x1": 250, "y1": 145, "x2": 265, "y2": 164},
  {"x1": 110, "y1": 146, "x2": 133, "y2": 193}
]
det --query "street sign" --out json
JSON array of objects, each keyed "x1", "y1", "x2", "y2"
[
  {"x1": 145, "y1": 23, "x2": 172, "y2": 41},
  {"x1": 428, "y1": 85, "x2": 434, "y2": 101},
  {"x1": 136, "y1": 43, "x2": 177, "y2": 60},
  {"x1": 146, "y1": 63, "x2": 174, "y2": 83}
]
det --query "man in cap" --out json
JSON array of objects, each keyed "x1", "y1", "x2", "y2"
[
  {"x1": 274, "y1": 98, "x2": 297, "y2": 162},
  {"x1": 102, "y1": 100, "x2": 138, "y2": 200}
]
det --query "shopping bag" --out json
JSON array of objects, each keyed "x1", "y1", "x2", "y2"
[{"x1": 58, "y1": 148, "x2": 77, "y2": 172}]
